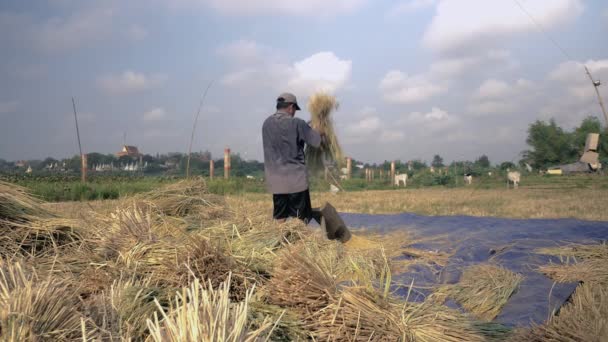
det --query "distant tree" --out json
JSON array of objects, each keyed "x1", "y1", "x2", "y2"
[
  {"x1": 475, "y1": 155, "x2": 491, "y2": 168},
  {"x1": 500, "y1": 161, "x2": 516, "y2": 170},
  {"x1": 431, "y1": 155, "x2": 444, "y2": 168},
  {"x1": 523, "y1": 119, "x2": 577, "y2": 169}
]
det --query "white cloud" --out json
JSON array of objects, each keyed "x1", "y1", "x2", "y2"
[
  {"x1": 379, "y1": 70, "x2": 447, "y2": 104},
  {"x1": 220, "y1": 43, "x2": 352, "y2": 97},
  {"x1": 404, "y1": 107, "x2": 457, "y2": 130},
  {"x1": 423, "y1": 0, "x2": 583, "y2": 54},
  {"x1": 468, "y1": 78, "x2": 535, "y2": 116},
  {"x1": 288, "y1": 52, "x2": 352, "y2": 95},
  {"x1": 0, "y1": 101, "x2": 18, "y2": 114},
  {"x1": 127, "y1": 25, "x2": 148, "y2": 41},
  {"x1": 172, "y1": 0, "x2": 366, "y2": 15},
  {"x1": 549, "y1": 59, "x2": 608, "y2": 100},
  {"x1": 35, "y1": 8, "x2": 115, "y2": 52},
  {"x1": 98, "y1": 71, "x2": 167, "y2": 94},
  {"x1": 143, "y1": 107, "x2": 167, "y2": 121},
  {"x1": 387, "y1": 0, "x2": 436, "y2": 17}
]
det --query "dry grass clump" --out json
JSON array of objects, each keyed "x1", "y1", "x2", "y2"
[
  {"x1": 137, "y1": 177, "x2": 225, "y2": 219},
  {"x1": 432, "y1": 264, "x2": 523, "y2": 321},
  {"x1": 84, "y1": 276, "x2": 167, "y2": 340},
  {"x1": 0, "y1": 260, "x2": 88, "y2": 341},
  {"x1": 1, "y1": 181, "x2": 83, "y2": 258},
  {"x1": 306, "y1": 92, "x2": 344, "y2": 171},
  {"x1": 314, "y1": 286, "x2": 488, "y2": 342},
  {"x1": 146, "y1": 275, "x2": 273, "y2": 342},
  {"x1": 509, "y1": 283, "x2": 608, "y2": 342},
  {"x1": 538, "y1": 242, "x2": 608, "y2": 286},
  {"x1": 230, "y1": 219, "x2": 311, "y2": 274},
  {"x1": 266, "y1": 238, "x2": 341, "y2": 313}
]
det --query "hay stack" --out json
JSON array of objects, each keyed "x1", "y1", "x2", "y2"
[
  {"x1": 137, "y1": 178, "x2": 224, "y2": 219},
  {"x1": 0, "y1": 260, "x2": 89, "y2": 340},
  {"x1": 432, "y1": 264, "x2": 523, "y2": 321},
  {"x1": 306, "y1": 92, "x2": 344, "y2": 172},
  {"x1": 0, "y1": 181, "x2": 82, "y2": 257},
  {"x1": 146, "y1": 275, "x2": 273, "y2": 342}
]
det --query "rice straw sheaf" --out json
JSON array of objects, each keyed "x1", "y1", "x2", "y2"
[
  {"x1": 0, "y1": 182, "x2": 82, "y2": 257},
  {"x1": 306, "y1": 92, "x2": 344, "y2": 172},
  {"x1": 508, "y1": 282, "x2": 608, "y2": 342},
  {"x1": 146, "y1": 274, "x2": 274, "y2": 342},
  {"x1": 265, "y1": 238, "x2": 341, "y2": 313},
  {"x1": 0, "y1": 260, "x2": 92, "y2": 341},
  {"x1": 136, "y1": 178, "x2": 225, "y2": 219},
  {"x1": 313, "y1": 286, "x2": 488, "y2": 342},
  {"x1": 248, "y1": 302, "x2": 306, "y2": 341},
  {"x1": 84, "y1": 276, "x2": 168, "y2": 340},
  {"x1": 537, "y1": 242, "x2": 608, "y2": 286},
  {"x1": 0, "y1": 181, "x2": 50, "y2": 222},
  {"x1": 230, "y1": 219, "x2": 311, "y2": 274},
  {"x1": 432, "y1": 264, "x2": 523, "y2": 321}
]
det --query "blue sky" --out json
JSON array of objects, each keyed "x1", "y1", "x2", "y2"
[{"x1": 1, "y1": 0, "x2": 607, "y2": 164}]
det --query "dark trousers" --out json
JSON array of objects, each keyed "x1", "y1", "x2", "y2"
[{"x1": 272, "y1": 189, "x2": 321, "y2": 224}]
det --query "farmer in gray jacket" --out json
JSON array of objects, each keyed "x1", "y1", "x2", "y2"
[{"x1": 262, "y1": 92, "x2": 323, "y2": 224}]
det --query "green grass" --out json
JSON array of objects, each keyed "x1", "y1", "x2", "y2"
[{"x1": 4, "y1": 172, "x2": 608, "y2": 202}]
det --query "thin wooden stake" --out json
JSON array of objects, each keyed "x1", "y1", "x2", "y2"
[
  {"x1": 186, "y1": 81, "x2": 214, "y2": 178},
  {"x1": 72, "y1": 97, "x2": 86, "y2": 183}
]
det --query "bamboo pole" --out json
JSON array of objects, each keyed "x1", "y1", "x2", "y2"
[
  {"x1": 224, "y1": 148, "x2": 231, "y2": 179},
  {"x1": 71, "y1": 97, "x2": 86, "y2": 183},
  {"x1": 585, "y1": 66, "x2": 608, "y2": 125},
  {"x1": 346, "y1": 157, "x2": 352, "y2": 180},
  {"x1": 186, "y1": 81, "x2": 214, "y2": 178}
]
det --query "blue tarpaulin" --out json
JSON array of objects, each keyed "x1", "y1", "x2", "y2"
[{"x1": 337, "y1": 212, "x2": 608, "y2": 327}]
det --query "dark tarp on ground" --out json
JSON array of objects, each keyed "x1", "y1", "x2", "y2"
[{"x1": 337, "y1": 213, "x2": 608, "y2": 327}]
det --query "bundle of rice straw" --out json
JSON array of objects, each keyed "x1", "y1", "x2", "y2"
[
  {"x1": 431, "y1": 264, "x2": 523, "y2": 321},
  {"x1": 0, "y1": 260, "x2": 90, "y2": 340},
  {"x1": 306, "y1": 92, "x2": 344, "y2": 172},
  {"x1": 146, "y1": 274, "x2": 274, "y2": 342}
]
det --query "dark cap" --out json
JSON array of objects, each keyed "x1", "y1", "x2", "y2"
[{"x1": 277, "y1": 92, "x2": 301, "y2": 110}]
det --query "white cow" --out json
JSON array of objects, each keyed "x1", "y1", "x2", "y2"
[
  {"x1": 394, "y1": 174, "x2": 408, "y2": 187},
  {"x1": 464, "y1": 174, "x2": 473, "y2": 185},
  {"x1": 507, "y1": 170, "x2": 521, "y2": 189},
  {"x1": 246, "y1": 175, "x2": 255, "y2": 180}
]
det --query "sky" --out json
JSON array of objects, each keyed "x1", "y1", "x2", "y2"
[{"x1": 0, "y1": 0, "x2": 607, "y2": 164}]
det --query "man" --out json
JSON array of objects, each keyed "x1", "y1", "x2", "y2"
[{"x1": 262, "y1": 92, "x2": 322, "y2": 224}]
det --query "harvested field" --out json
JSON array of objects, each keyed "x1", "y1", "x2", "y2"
[
  {"x1": 1, "y1": 180, "x2": 607, "y2": 340},
  {"x1": 233, "y1": 187, "x2": 608, "y2": 221}
]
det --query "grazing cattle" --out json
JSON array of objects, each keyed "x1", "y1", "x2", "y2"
[
  {"x1": 246, "y1": 175, "x2": 255, "y2": 180},
  {"x1": 329, "y1": 184, "x2": 340, "y2": 194},
  {"x1": 507, "y1": 170, "x2": 521, "y2": 189},
  {"x1": 464, "y1": 173, "x2": 473, "y2": 185},
  {"x1": 394, "y1": 174, "x2": 408, "y2": 187}
]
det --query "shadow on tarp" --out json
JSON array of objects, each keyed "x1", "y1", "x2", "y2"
[{"x1": 339, "y1": 212, "x2": 608, "y2": 327}]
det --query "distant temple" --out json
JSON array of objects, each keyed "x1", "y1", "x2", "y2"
[{"x1": 116, "y1": 145, "x2": 142, "y2": 158}]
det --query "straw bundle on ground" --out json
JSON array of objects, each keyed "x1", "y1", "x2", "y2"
[
  {"x1": 84, "y1": 277, "x2": 167, "y2": 340},
  {"x1": 509, "y1": 282, "x2": 608, "y2": 342},
  {"x1": 432, "y1": 264, "x2": 523, "y2": 321},
  {"x1": 538, "y1": 242, "x2": 608, "y2": 286},
  {"x1": 265, "y1": 238, "x2": 341, "y2": 313},
  {"x1": 313, "y1": 286, "x2": 488, "y2": 342},
  {"x1": 0, "y1": 260, "x2": 89, "y2": 341},
  {"x1": 146, "y1": 275, "x2": 274, "y2": 342},
  {"x1": 0, "y1": 181, "x2": 82, "y2": 257},
  {"x1": 137, "y1": 178, "x2": 225, "y2": 219},
  {"x1": 230, "y1": 219, "x2": 310, "y2": 274},
  {"x1": 306, "y1": 92, "x2": 344, "y2": 171}
]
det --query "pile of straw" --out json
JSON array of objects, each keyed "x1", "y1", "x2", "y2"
[
  {"x1": 432, "y1": 264, "x2": 523, "y2": 321},
  {"x1": 510, "y1": 283, "x2": 608, "y2": 341},
  {"x1": 0, "y1": 260, "x2": 87, "y2": 340},
  {"x1": 146, "y1": 275, "x2": 274, "y2": 342},
  {"x1": 0, "y1": 181, "x2": 82, "y2": 257},
  {"x1": 306, "y1": 92, "x2": 344, "y2": 172}
]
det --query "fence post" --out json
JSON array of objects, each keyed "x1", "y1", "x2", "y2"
[
  {"x1": 224, "y1": 148, "x2": 231, "y2": 179},
  {"x1": 81, "y1": 154, "x2": 87, "y2": 183},
  {"x1": 346, "y1": 157, "x2": 352, "y2": 180}
]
